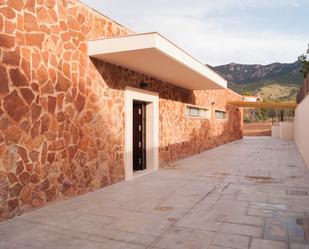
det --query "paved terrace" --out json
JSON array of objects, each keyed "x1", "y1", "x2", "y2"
[{"x1": 1, "y1": 137, "x2": 309, "y2": 249}]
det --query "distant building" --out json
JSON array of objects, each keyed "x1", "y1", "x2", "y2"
[{"x1": 242, "y1": 94, "x2": 261, "y2": 102}]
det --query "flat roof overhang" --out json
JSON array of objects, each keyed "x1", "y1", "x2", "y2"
[
  {"x1": 88, "y1": 33, "x2": 227, "y2": 90},
  {"x1": 229, "y1": 101, "x2": 297, "y2": 109}
]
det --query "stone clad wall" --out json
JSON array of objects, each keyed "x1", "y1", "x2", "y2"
[
  {"x1": 0, "y1": 0, "x2": 242, "y2": 221},
  {"x1": 159, "y1": 89, "x2": 243, "y2": 164},
  {"x1": 0, "y1": 0, "x2": 131, "y2": 220},
  {"x1": 92, "y1": 60, "x2": 243, "y2": 166}
]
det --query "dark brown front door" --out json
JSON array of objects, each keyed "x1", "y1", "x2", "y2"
[{"x1": 133, "y1": 101, "x2": 146, "y2": 171}]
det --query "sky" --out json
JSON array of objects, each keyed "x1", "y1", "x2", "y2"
[{"x1": 83, "y1": 0, "x2": 309, "y2": 66}]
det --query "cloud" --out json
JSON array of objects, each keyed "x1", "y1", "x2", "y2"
[
  {"x1": 83, "y1": 0, "x2": 309, "y2": 65},
  {"x1": 152, "y1": 14, "x2": 306, "y2": 65}
]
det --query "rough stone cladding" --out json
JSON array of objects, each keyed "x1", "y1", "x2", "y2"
[
  {"x1": 93, "y1": 60, "x2": 243, "y2": 166},
  {"x1": 160, "y1": 89, "x2": 243, "y2": 165},
  {"x1": 0, "y1": 0, "x2": 132, "y2": 220},
  {"x1": 0, "y1": 0, "x2": 242, "y2": 220}
]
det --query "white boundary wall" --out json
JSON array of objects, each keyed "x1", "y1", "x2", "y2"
[
  {"x1": 279, "y1": 122, "x2": 294, "y2": 140},
  {"x1": 295, "y1": 94, "x2": 309, "y2": 168}
]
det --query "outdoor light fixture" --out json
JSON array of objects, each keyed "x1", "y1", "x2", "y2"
[
  {"x1": 211, "y1": 101, "x2": 216, "y2": 105},
  {"x1": 139, "y1": 82, "x2": 150, "y2": 89}
]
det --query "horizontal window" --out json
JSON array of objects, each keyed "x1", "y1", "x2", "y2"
[
  {"x1": 186, "y1": 105, "x2": 211, "y2": 119},
  {"x1": 215, "y1": 110, "x2": 227, "y2": 119}
]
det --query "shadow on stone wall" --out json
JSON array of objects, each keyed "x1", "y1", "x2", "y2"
[
  {"x1": 91, "y1": 58, "x2": 243, "y2": 167},
  {"x1": 91, "y1": 58, "x2": 196, "y2": 105},
  {"x1": 159, "y1": 105, "x2": 243, "y2": 166}
]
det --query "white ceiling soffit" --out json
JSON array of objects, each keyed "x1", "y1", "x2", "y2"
[{"x1": 88, "y1": 32, "x2": 227, "y2": 90}]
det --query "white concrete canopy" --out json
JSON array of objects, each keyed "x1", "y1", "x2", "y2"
[{"x1": 88, "y1": 32, "x2": 227, "y2": 90}]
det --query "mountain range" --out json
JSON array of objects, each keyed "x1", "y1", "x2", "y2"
[{"x1": 212, "y1": 61, "x2": 303, "y2": 102}]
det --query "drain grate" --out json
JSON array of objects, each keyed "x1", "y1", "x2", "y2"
[
  {"x1": 154, "y1": 206, "x2": 173, "y2": 212},
  {"x1": 286, "y1": 190, "x2": 308, "y2": 196},
  {"x1": 246, "y1": 175, "x2": 280, "y2": 184},
  {"x1": 247, "y1": 176, "x2": 273, "y2": 181}
]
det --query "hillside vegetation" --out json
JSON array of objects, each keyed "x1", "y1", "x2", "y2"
[{"x1": 212, "y1": 61, "x2": 303, "y2": 102}]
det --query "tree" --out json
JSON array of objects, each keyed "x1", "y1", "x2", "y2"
[
  {"x1": 298, "y1": 44, "x2": 309, "y2": 78},
  {"x1": 255, "y1": 108, "x2": 267, "y2": 121}
]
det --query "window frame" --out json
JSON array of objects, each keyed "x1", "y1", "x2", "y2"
[
  {"x1": 215, "y1": 109, "x2": 227, "y2": 120},
  {"x1": 185, "y1": 105, "x2": 211, "y2": 119}
]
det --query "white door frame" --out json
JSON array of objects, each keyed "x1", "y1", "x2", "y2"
[{"x1": 124, "y1": 87, "x2": 159, "y2": 180}]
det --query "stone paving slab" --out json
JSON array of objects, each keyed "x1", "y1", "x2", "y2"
[{"x1": 1, "y1": 137, "x2": 309, "y2": 249}]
